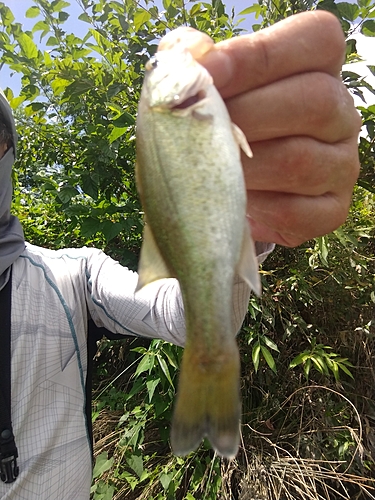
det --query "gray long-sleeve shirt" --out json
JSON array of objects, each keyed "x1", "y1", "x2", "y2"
[{"x1": 0, "y1": 241, "x2": 272, "y2": 499}]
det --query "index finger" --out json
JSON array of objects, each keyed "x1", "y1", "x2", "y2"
[{"x1": 198, "y1": 11, "x2": 346, "y2": 98}]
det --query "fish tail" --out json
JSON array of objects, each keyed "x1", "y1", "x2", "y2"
[{"x1": 170, "y1": 343, "x2": 241, "y2": 459}]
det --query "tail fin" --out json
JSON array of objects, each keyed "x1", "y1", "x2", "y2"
[{"x1": 170, "y1": 344, "x2": 241, "y2": 458}]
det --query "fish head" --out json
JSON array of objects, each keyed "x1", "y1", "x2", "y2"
[{"x1": 141, "y1": 48, "x2": 213, "y2": 111}]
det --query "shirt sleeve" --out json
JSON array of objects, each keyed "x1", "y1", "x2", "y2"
[{"x1": 85, "y1": 242, "x2": 274, "y2": 347}]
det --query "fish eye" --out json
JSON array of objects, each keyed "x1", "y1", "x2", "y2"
[{"x1": 146, "y1": 57, "x2": 158, "y2": 71}]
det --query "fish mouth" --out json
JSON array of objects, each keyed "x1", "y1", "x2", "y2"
[{"x1": 170, "y1": 90, "x2": 206, "y2": 110}]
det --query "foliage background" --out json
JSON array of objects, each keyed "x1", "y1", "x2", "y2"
[{"x1": 0, "y1": 0, "x2": 374, "y2": 498}]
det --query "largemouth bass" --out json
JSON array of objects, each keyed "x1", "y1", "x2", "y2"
[{"x1": 136, "y1": 32, "x2": 261, "y2": 458}]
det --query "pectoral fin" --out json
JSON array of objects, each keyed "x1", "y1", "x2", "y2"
[
  {"x1": 136, "y1": 223, "x2": 174, "y2": 291},
  {"x1": 238, "y1": 219, "x2": 261, "y2": 296},
  {"x1": 231, "y1": 123, "x2": 253, "y2": 158}
]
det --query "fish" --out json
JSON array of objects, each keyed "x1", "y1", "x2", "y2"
[{"x1": 135, "y1": 32, "x2": 261, "y2": 459}]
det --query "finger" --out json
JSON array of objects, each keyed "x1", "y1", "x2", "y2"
[
  {"x1": 247, "y1": 190, "x2": 353, "y2": 247},
  {"x1": 226, "y1": 72, "x2": 360, "y2": 144},
  {"x1": 198, "y1": 11, "x2": 345, "y2": 97},
  {"x1": 242, "y1": 136, "x2": 360, "y2": 196}
]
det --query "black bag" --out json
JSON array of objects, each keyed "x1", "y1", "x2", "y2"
[
  {"x1": 86, "y1": 319, "x2": 126, "y2": 455},
  {"x1": 0, "y1": 267, "x2": 19, "y2": 483}
]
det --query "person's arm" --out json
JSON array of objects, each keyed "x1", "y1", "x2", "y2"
[{"x1": 85, "y1": 246, "x2": 272, "y2": 346}]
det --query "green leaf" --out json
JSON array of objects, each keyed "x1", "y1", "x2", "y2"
[
  {"x1": 46, "y1": 36, "x2": 58, "y2": 46},
  {"x1": 0, "y1": 6, "x2": 15, "y2": 26},
  {"x1": 160, "y1": 346, "x2": 179, "y2": 369},
  {"x1": 59, "y1": 11, "x2": 70, "y2": 22},
  {"x1": 18, "y1": 33, "x2": 38, "y2": 59},
  {"x1": 92, "y1": 452, "x2": 114, "y2": 479},
  {"x1": 120, "y1": 470, "x2": 138, "y2": 490},
  {"x1": 64, "y1": 80, "x2": 93, "y2": 97},
  {"x1": 252, "y1": 342, "x2": 261, "y2": 372},
  {"x1": 262, "y1": 335, "x2": 279, "y2": 352},
  {"x1": 135, "y1": 353, "x2": 152, "y2": 377},
  {"x1": 146, "y1": 377, "x2": 160, "y2": 402},
  {"x1": 25, "y1": 102, "x2": 47, "y2": 113},
  {"x1": 289, "y1": 351, "x2": 309, "y2": 368},
  {"x1": 134, "y1": 9, "x2": 151, "y2": 31},
  {"x1": 358, "y1": 0, "x2": 371, "y2": 6},
  {"x1": 260, "y1": 345, "x2": 277, "y2": 374},
  {"x1": 26, "y1": 6, "x2": 41, "y2": 18},
  {"x1": 81, "y1": 216, "x2": 100, "y2": 238},
  {"x1": 239, "y1": 6, "x2": 261, "y2": 15},
  {"x1": 112, "y1": 112, "x2": 135, "y2": 127},
  {"x1": 51, "y1": 77, "x2": 71, "y2": 95},
  {"x1": 9, "y1": 96, "x2": 26, "y2": 109},
  {"x1": 362, "y1": 20, "x2": 375, "y2": 36},
  {"x1": 311, "y1": 356, "x2": 325, "y2": 374},
  {"x1": 78, "y1": 12, "x2": 91, "y2": 23},
  {"x1": 337, "y1": 2, "x2": 360, "y2": 21},
  {"x1": 33, "y1": 20, "x2": 49, "y2": 34},
  {"x1": 157, "y1": 354, "x2": 174, "y2": 388},
  {"x1": 317, "y1": 235, "x2": 329, "y2": 266},
  {"x1": 89, "y1": 28, "x2": 112, "y2": 51},
  {"x1": 213, "y1": 0, "x2": 225, "y2": 16},
  {"x1": 337, "y1": 362, "x2": 354, "y2": 379},
  {"x1": 108, "y1": 126, "x2": 128, "y2": 143},
  {"x1": 159, "y1": 472, "x2": 173, "y2": 490},
  {"x1": 101, "y1": 220, "x2": 123, "y2": 242},
  {"x1": 330, "y1": 361, "x2": 340, "y2": 381},
  {"x1": 190, "y1": 4, "x2": 202, "y2": 16},
  {"x1": 127, "y1": 454, "x2": 143, "y2": 479},
  {"x1": 357, "y1": 179, "x2": 375, "y2": 193},
  {"x1": 304, "y1": 358, "x2": 312, "y2": 380},
  {"x1": 51, "y1": 0, "x2": 71, "y2": 12},
  {"x1": 81, "y1": 173, "x2": 98, "y2": 199},
  {"x1": 57, "y1": 186, "x2": 78, "y2": 204}
]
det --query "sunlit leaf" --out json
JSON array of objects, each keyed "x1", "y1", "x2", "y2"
[
  {"x1": 135, "y1": 353, "x2": 152, "y2": 377},
  {"x1": 252, "y1": 342, "x2": 261, "y2": 372},
  {"x1": 157, "y1": 354, "x2": 174, "y2": 388},
  {"x1": 134, "y1": 9, "x2": 151, "y2": 31},
  {"x1": 26, "y1": 6, "x2": 41, "y2": 18},
  {"x1": 260, "y1": 345, "x2": 277, "y2": 374},
  {"x1": 18, "y1": 33, "x2": 38, "y2": 59},
  {"x1": 108, "y1": 126, "x2": 128, "y2": 143}
]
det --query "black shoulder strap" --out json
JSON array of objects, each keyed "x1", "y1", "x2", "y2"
[
  {"x1": 85, "y1": 320, "x2": 125, "y2": 457},
  {"x1": 0, "y1": 267, "x2": 19, "y2": 483}
]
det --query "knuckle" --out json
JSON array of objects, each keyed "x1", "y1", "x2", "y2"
[{"x1": 309, "y1": 75, "x2": 342, "y2": 128}]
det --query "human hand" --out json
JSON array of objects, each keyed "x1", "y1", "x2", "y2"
[{"x1": 164, "y1": 11, "x2": 361, "y2": 247}]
